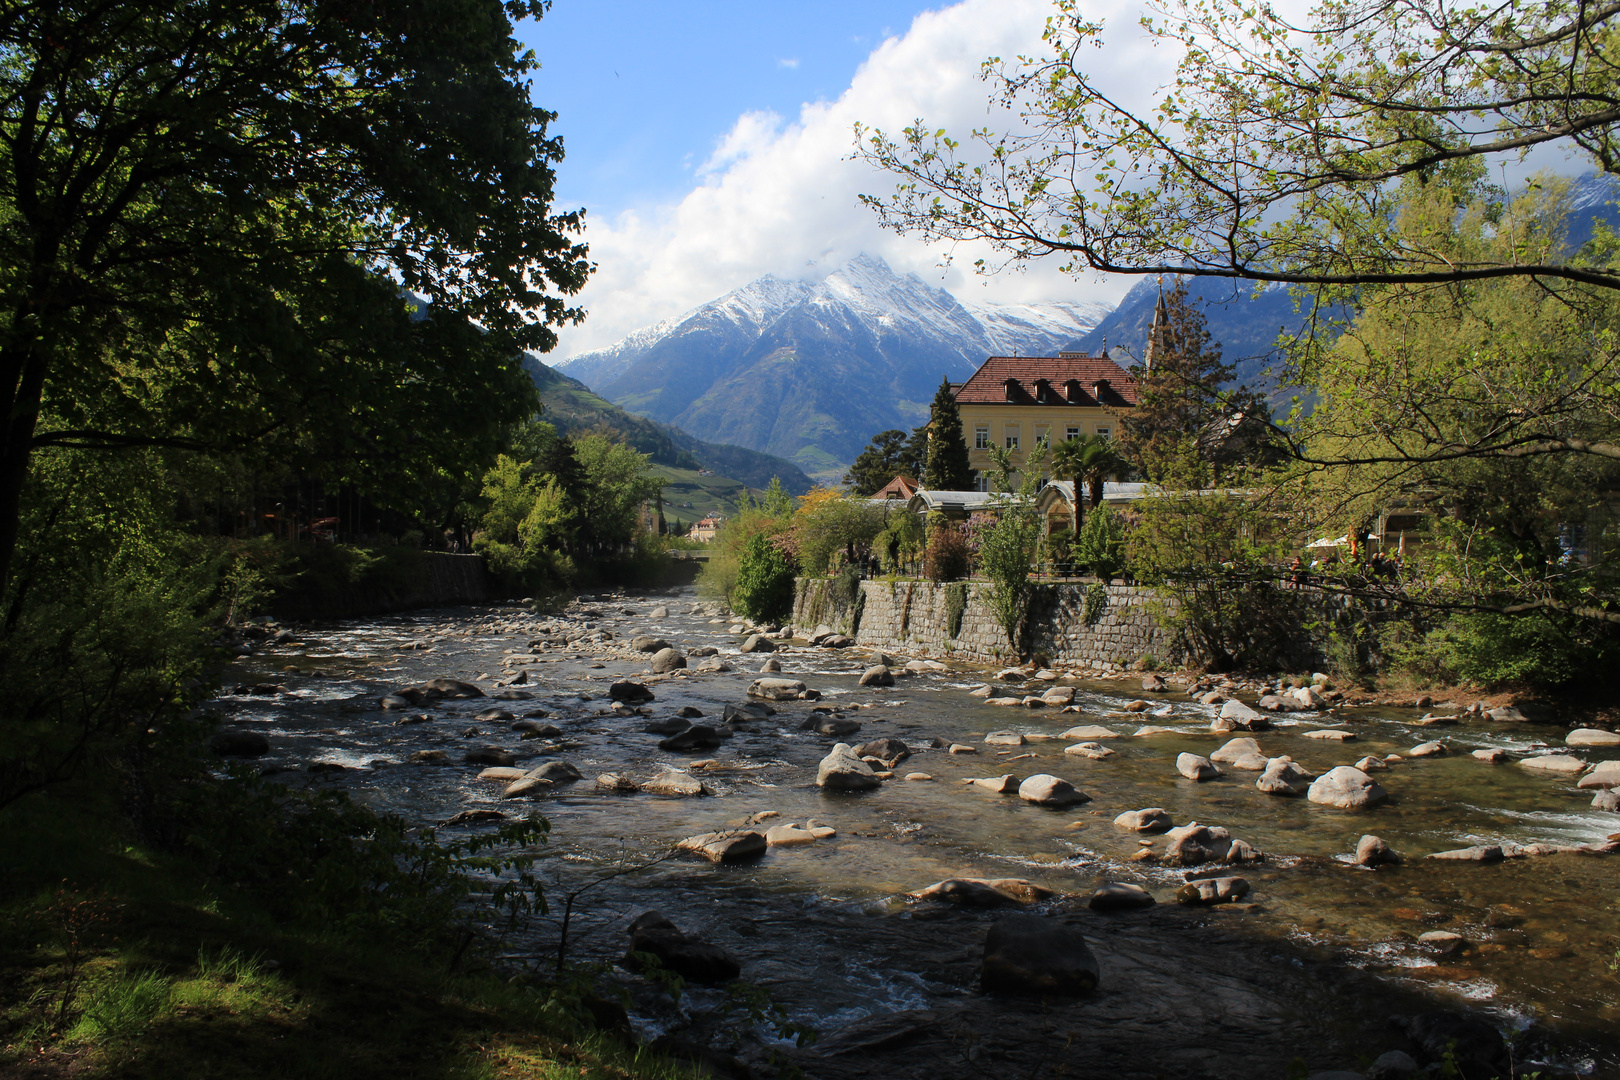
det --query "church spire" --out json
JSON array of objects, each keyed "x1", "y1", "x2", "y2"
[{"x1": 1143, "y1": 275, "x2": 1169, "y2": 371}]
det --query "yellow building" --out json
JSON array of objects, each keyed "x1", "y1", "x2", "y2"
[{"x1": 949, "y1": 351, "x2": 1140, "y2": 490}]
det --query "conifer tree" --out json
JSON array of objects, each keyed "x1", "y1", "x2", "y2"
[{"x1": 923, "y1": 377, "x2": 974, "y2": 490}]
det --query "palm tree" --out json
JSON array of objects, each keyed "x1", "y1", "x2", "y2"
[{"x1": 1050, "y1": 434, "x2": 1129, "y2": 533}]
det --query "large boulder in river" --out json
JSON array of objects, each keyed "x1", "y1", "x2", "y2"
[
  {"x1": 649, "y1": 647, "x2": 686, "y2": 673},
  {"x1": 980, "y1": 915, "x2": 1100, "y2": 997},
  {"x1": 911, "y1": 878, "x2": 1053, "y2": 907},
  {"x1": 816, "y1": 743, "x2": 882, "y2": 791},
  {"x1": 420, "y1": 678, "x2": 484, "y2": 699},
  {"x1": 1176, "y1": 876, "x2": 1250, "y2": 905},
  {"x1": 1256, "y1": 757, "x2": 1315, "y2": 796},
  {"x1": 610, "y1": 680, "x2": 655, "y2": 704},
  {"x1": 1162, "y1": 823, "x2": 1261, "y2": 865},
  {"x1": 640, "y1": 767, "x2": 707, "y2": 797},
  {"x1": 1210, "y1": 737, "x2": 1262, "y2": 765},
  {"x1": 658, "y1": 725, "x2": 723, "y2": 752},
  {"x1": 1518, "y1": 754, "x2": 1588, "y2": 777},
  {"x1": 1567, "y1": 728, "x2": 1620, "y2": 746},
  {"x1": 1088, "y1": 883, "x2": 1155, "y2": 911},
  {"x1": 526, "y1": 760, "x2": 583, "y2": 783},
  {"x1": 1018, "y1": 774, "x2": 1090, "y2": 807},
  {"x1": 463, "y1": 747, "x2": 516, "y2": 767},
  {"x1": 623, "y1": 912, "x2": 741, "y2": 984},
  {"x1": 677, "y1": 830, "x2": 767, "y2": 863},
  {"x1": 1176, "y1": 753, "x2": 1221, "y2": 781},
  {"x1": 858, "y1": 665, "x2": 894, "y2": 687},
  {"x1": 855, "y1": 737, "x2": 910, "y2": 764},
  {"x1": 1578, "y1": 760, "x2": 1620, "y2": 789},
  {"x1": 739, "y1": 634, "x2": 775, "y2": 653},
  {"x1": 748, "y1": 677, "x2": 808, "y2": 701},
  {"x1": 1214, "y1": 699, "x2": 1267, "y2": 732},
  {"x1": 210, "y1": 730, "x2": 270, "y2": 758},
  {"x1": 1113, "y1": 808, "x2": 1173, "y2": 833},
  {"x1": 630, "y1": 636, "x2": 671, "y2": 653},
  {"x1": 1307, "y1": 766, "x2": 1388, "y2": 809},
  {"x1": 1356, "y1": 834, "x2": 1402, "y2": 867}
]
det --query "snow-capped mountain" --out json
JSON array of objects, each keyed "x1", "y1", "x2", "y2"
[{"x1": 552, "y1": 254, "x2": 1111, "y2": 478}]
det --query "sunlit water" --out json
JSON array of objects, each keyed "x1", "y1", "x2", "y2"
[{"x1": 214, "y1": 588, "x2": 1620, "y2": 1066}]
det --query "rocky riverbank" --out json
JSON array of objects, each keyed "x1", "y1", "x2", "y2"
[{"x1": 208, "y1": 589, "x2": 1620, "y2": 1079}]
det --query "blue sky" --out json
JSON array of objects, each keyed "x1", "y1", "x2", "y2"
[{"x1": 516, "y1": 3, "x2": 948, "y2": 221}]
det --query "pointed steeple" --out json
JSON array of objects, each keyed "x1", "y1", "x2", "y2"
[{"x1": 1143, "y1": 276, "x2": 1169, "y2": 370}]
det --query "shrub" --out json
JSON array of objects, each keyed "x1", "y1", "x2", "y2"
[
  {"x1": 1074, "y1": 505, "x2": 1127, "y2": 582},
  {"x1": 732, "y1": 533, "x2": 797, "y2": 622},
  {"x1": 924, "y1": 521, "x2": 972, "y2": 582}
]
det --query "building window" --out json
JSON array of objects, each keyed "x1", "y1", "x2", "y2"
[
  {"x1": 1096, "y1": 426, "x2": 1111, "y2": 439},
  {"x1": 974, "y1": 425, "x2": 990, "y2": 450},
  {"x1": 974, "y1": 472, "x2": 989, "y2": 492},
  {"x1": 1003, "y1": 425, "x2": 1020, "y2": 450},
  {"x1": 1065, "y1": 426, "x2": 1080, "y2": 441},
  {"x1": 1034, "y1": 425, "x2": 1050, "y2": 448}
]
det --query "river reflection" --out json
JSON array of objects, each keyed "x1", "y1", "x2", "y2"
[{"x1": 214, "y1": 587, "x2": 1620, "y2": 1073}]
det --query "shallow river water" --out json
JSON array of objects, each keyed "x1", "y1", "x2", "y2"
[{"x1": 213, "y1": 587, "x2": 1620, "y2": 1078}]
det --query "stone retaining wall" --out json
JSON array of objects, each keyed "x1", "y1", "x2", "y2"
[{"x1": 792, "y1": 577, "x2": 1185, "y2": 669}]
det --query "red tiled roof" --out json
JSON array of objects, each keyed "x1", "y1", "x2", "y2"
[{"x1": 952, "y1": 355, "x2": 1139, "y2": 407}]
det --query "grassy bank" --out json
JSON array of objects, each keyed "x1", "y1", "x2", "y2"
[{"x1": 0, "y1": 775, "x2": 692, "y2": 1080}]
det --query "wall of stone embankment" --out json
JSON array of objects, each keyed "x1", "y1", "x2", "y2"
[{"x1": 792, "y1": 577, "x2": 1186, "y2": 669}]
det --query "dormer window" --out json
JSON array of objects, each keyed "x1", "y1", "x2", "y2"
[
  {"x1": 1032, "y1": 378, "x2": 1053, "y2": 403},
  {"x1": 1063, "y1": 379, "x2": 1084, "y2": 403},
  {"x1": 1003, "y1": 377, "x2": 1020, "y2": 402},
  {"x1": 1092, "y1": 379, "x2": 1110, "y2": 404}
]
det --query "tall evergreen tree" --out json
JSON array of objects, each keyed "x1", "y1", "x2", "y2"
[
  {"x1": 1120, "y1": 279, "x2": 1264, "y2": 482},
  {"x1": 923, "y1": 377, "x2": 974, "y2": 490}
]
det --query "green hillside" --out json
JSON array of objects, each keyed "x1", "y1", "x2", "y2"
[{"x1": 521, "y1": 355, "x2": 814, "y2": 495}]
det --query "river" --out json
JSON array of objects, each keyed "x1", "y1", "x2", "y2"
[{"x1": 214, "y1": 586, "x2": 1620, "y2": 1078}]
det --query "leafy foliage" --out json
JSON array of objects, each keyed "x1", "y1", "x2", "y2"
[
  {"x1": 924, "y1": 517, "x2": 973, "y2": 582},
  {"x1": 976, "y1": 444, "x2": 1047, "y2": 652},
  {"x1": 732, "y1": 533, "x2": 797, "y2": 623},
  {"x1": 1074, "y1": 505, "x2": 1127, "y2": 583}
]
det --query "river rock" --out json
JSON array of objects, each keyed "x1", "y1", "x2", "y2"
[
  {"x1": 1176, "y1": 753, "x2": 1221, "y2": 781},
  {"x1": 1141, "y1": 674, "x2": 1167, "y2": 692},
  {"x1": 1291, "y1": 685, "x2": 1328, "y2": 710},
  {"x1": 1162, "y1": 823, "x2": 1260, "y2": 865},
  {"x1": 1394, "y1": 1011, "x2": 1507, "y2": 1077},
  {"x1": 476, "y1": 767, "x2": 527, "y2": 781},
  {"x1": 677, "y1": 830, "x2": 767, "y2": 863},
  {"x1": 984, "y1": 730, "x2": 1026, "y2": 746},
  {"x1": 623, "y1": 912, "x2": 742, "y2": 984},
  {"x1": 473, "y1": 708, "x2": 516, "y2": 725},
  {"x1": 1132, "y1": 725, "x2": 1180, "y2": 737},
  {"x1": 648, "y1": 606, "x2": 669, "y2": 618},
  {"x1": 980, "y1": 915, "x2": 1100, "y2": 997},
  {"x1": 1210, "y1": 737, "x2": 1262, "y2": 764},
  {"x1": 443, "y1": 809, "x2": 508, "y2": 826},
  {"x1": 1487, "y1": 705, "x2": 1530, "y2": 723},
  {"x1": 1256, "y1": 757, "x2": 1315, "y2": 796},
  {"x1": 526, "y1": 760, "x2": 582, "y2": 783},
  {"x1": 1064, "y1": 741, "x2": 1114, "y2": 759},
  {"x1": 1302, "y1": 729, "x2": 1357, "y2": 741},
  {"x1": 1426, "y1": 845, "x2": 1504, "y2": 863},
  {"x1": 693, "y1": 656, "x2": 732, "y2": 674},
  {"x1": 968, "y1": 774, "x2": 1019, "y2": 794},
  {"x1": 1576, "y1": 760, "x2": 1620, "y2": 789},
  {"x1": 858, "y1": 665, "x2": 895, "y2": 687},
  {"x1": 513, "y1": 720, "x2": 563, "y2": 738},
  {"x1": 1409, "y1": 740, "x2": 1448, "y2": 757},
  {"x1": 610, "y1": 680, "x2": 655, "y2": 704},
  {"x1": 1114, "y1": 808, "x2": 1173, "y2": 833},
  {"x1": 1307, "y1": 766, "x2": 1387, "y2": 809},
  {"x1": 748, "y1": 677, "x2": 808, "y2": 701},
  {"x1": 501, "y1": 776, "x2": 553, "y2": 798},
  {"x1": 759, "y1": 657, "x2": 782, "y2": 672},
  {"x1": 1356, "y1": 834, "x2": 1402, "y2": 866},
  {"x1": 1354, "y1": 755, "x2": 1388, "y2": 771},
  {"x1": 740, "y1": 634, "x2": 775, "y2": 653},
  {"x1": 816, "y1": 743, "x2": 882, "y2": 790},
  {"x1": 1088, "y1": 882, "x2": 1155, "y2": 911},
  {"x1": 417, "y1": 678, "x2": 484, "y2": 700},
  {"x1": 659, "y1": 725, "x2": 723, "y2": 751},
  {"x1": 995, "y1": 667, "x2": 1026, "y2": 682},
  {"x1": 1216, "y1": 699, "x2": 1265, "y2": 731},
  {"x1": 464, "y1": 747, "x2": 516, "y2": 767},
  {"x1": 380, "y1": 693, "x2": 416, "y2": 709},
  {"x1": 1122, "y1": 699, "x2": 1148, "y2": 712},
  {"x1": 764, "y1": 823, "x2": 821, "y2": 846},
  {"x1": 210, "y1": 730, "x2": 270, "y2": 757},
  {"x1": 811, "y1": 715, "x2": 862, "y2": 737},
  {"x1": 1593, "y1": 789, "x2": 1620, "y2": 811},
  {"x1": 643, "y1": 717, "x2": 690, "y2": 736},
  {"x1": 1472, "y1": 747, "x2": 1511, "y2": 763},
  {"x1": 1568, "y1": 728, "x2": 1620, "y2": 746},
  {"x1": 948, "y1": 743, "x2": 977, "y2": 754},
  {"x1": 630, "y1": 636, "x2": 671, "y2": 653},
  {"x1": 1061, "y1": 725, "x2": 1116, "y2": 740},
  {"x1": 856, "y1": 737, "x2": 910, "y2": 764},
  {"x1": 1365, "y1": 1051, "x2": 1420, "y2": 1080},
  {"x1": 640, "y1": 767, "x2": 707, "y2": 797},
  {"x1": 1176, "y1": 876, "x2": 1250, "y2": 905},
  {"x1": 1018, "y1": 774, "x2": 1090, "y2": 806},
  {"x1": 1518, "y1": 754, "x2": 1587, "y2": 776},
  {"x1": 912, "y1": 878, "x2": 1054, "y2": 907},
  {"x1": 649, "y1": 647, "x2": 686, "y2": 673},
  {"x1": 595, "y1": 772, "x2": 640, "y2": 793},
  {"x1": 409, "y1": 749, "x2": 451, "y2": 765},
  {"x1": 1041, "y1": 686, "x2": 1076, "y2": 706}
]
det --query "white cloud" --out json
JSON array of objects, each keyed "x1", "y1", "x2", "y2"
[
  {"x1": 552, "y1": 0, "x2": 1174, "y2": 359},
  {"x1": 776, "y1": 57, "x2": 800, "y2": 69}
]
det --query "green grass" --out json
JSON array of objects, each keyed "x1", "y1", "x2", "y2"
[{"x1": 0, "y1": 783, "x2": 698, "y2": 1080}]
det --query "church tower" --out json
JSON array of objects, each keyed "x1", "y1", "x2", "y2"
[{"x1": 1142, "y1": 277, "x2": 1169, "y2": 371}]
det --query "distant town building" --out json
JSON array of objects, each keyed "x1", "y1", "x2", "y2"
[
  {"x1": 690, "y1": 514, "x2": 724, "y2": 543},
  {"x1": 870, "y1": 474, "x2": 919, "y2": 502},
  {"x1": 949, "y1": 352, "x2": 1139, "y2": 491}
]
